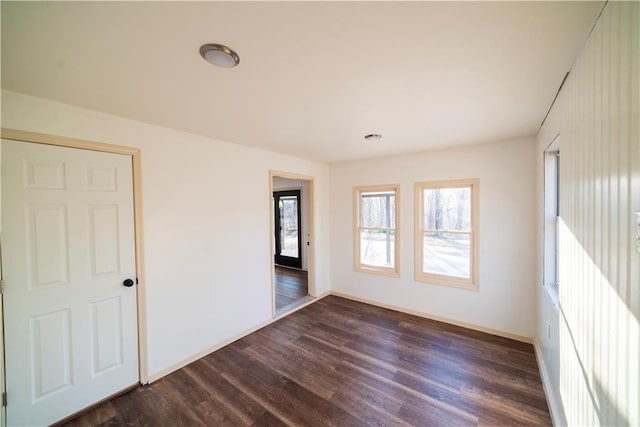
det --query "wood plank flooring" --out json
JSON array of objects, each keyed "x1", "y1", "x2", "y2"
[
  {"x1": 63, "y1": 296, "x2": 551, "y2": 426},
  {"x1": 275, "y1": 266, "x2": 308, "y2": 313}
]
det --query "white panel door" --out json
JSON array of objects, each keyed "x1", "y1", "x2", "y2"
[{"x1": 2, "y1": 140, "x2": 139, "y2": 426}]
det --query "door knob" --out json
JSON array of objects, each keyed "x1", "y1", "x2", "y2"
[{"x1": 123, "y1": 278, "x2": 135, "y2": 287}]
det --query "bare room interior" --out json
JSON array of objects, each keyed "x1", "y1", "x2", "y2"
[{"x1": 0, "y1": 1, "x2": 638, "y2": 426}]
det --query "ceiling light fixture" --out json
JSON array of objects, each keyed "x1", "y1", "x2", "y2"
[
  {"x1": 364, "y1": 133, "x2": 382, "y2": 141},
  {"x1": 199, "y1": 43, "x2": 240, "y2": 68}
]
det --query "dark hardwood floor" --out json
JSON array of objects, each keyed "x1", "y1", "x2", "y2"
[
  {"x1": 64, "y1": 296, "x2": 551, "y2": 426},
  {"x1": 275, "y1": 266, "x2": 308, "y2": 313}
]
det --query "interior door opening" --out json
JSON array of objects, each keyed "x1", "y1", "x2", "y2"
[{"x1": 271, "y1": 174, "x2": 314, "y2": 316}]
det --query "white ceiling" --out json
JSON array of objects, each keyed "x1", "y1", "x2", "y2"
[{"x1": 1, "y1": 1, "x2": 603, "y2": 163}]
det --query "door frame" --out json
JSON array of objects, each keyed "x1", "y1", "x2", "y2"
[
  {"x1": 269, "y1": 171, "x2": 315, "y2": 318},
  {"x1": 273, "y1": 189, "x2": 303, "y2": 269},
  {"x1": 0, "y1": 128, "x2": 149, "y2": 423}
]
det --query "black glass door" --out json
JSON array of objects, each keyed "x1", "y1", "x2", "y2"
[{"x1": 274, "y1": 190, "x2": 302, "y2": 268}]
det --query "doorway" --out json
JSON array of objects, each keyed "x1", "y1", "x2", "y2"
[
  {"x1": 270, "y1": 173, "x2": 314, "y2": 316},
  {"x1": 0, "y1": 130, "x2": 148, "y2": 426}
]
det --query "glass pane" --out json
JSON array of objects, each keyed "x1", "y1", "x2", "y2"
[
  {"x1": 360, "y1": 229, "x2": 395, "y2": 267},
  {"x1": 279, "y1": 197, "x2": 298, "y2": 258},
  {"x1": 361, "y1": 191, "x2": 395, "y2": 228},
  {"x1": 423, "y1": 232, "x2": 470, "y2": 278},
  {"x1": 423, "y1": 187, "x2": 471, "y2": 231}
]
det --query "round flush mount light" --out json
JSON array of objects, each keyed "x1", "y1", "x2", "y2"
[
  {"x1": 364, "y1": 133, "x2": 382, "y2": 141},
  {"x1": 199, "y1": 43, "x2": 240, "y2": 68}
]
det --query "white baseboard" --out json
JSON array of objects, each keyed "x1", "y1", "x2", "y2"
[
  {"x1": 533, "y1": 339, "x2": 563, "y2": 427},
  {"x1": 147, "y1": 291, "x2": 330, "y2": 383},
  {"x1": 330, "y1": 291, "x2": 533, "y2": 344}
]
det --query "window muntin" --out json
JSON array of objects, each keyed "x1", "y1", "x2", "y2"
[
  {"x1": 415, "y1": 179, "x2": 478, "y2": 289},
  {"x1": 354, "y1": 185, "x2": 400, "y2": 276}
]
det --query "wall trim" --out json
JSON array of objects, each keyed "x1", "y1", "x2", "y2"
[
  {"x1": 147, "y1": 292, "x2": 330, "y2": 383},
  {"x1": 534, "y1": 339, "x2": 563, "y2": 427},
  {"x1": 331, "y1": 291, "x2": 533, "y2": 344}
]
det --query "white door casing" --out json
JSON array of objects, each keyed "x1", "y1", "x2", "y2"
[{"x1": 2, "y1": 140, "x2": 139, "y2": 426}]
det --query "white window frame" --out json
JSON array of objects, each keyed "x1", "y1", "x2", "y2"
[
  {"x1": 543, "y1": 136, "x2": 560, "y2": 296},
  {"x1": 353, "y1": 184, "x2": 400, "y2": 277},
  {"x1": 414, "y1": 178, "x2": 479, "y2": 290}
]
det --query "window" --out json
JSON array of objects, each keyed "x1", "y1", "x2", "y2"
[
  {"x1": 543, "y1": 137, "x2": 560, "y2": 293},
  {"x1": 415, "y1": 179, "x2": 479, "y2": 289},
  {"x1": 353, "y1": 185, "x2": 400, "y2": 276}
]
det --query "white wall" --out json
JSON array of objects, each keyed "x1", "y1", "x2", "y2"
[
  {"x1": 272, "y1": 177, "x2": 310, "y2": 271},
  {"x1": 0, "y1": 90, "x2": 331, "y2": 378},
  {"x1": 330, "y1": 137, "x2": 537, "y2": 339},
  {"x1": 535, "y1": 2, "x2": 639, "y2": 426}
]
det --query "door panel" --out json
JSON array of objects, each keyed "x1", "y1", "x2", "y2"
[
  {"x1": 31, "y1": 309, "x2": 73, "y2": 399},
  {"x1": 90, "y1": 296, "x2": 124, "y2": 376},
  {"x1": 27, "y1": 204, "x2": 70, "y2": 287},
  {"x1": 88, "y1": 205, "x2": 120, "y2": 276},
  {"x1": 2, "y1": 140, "x2": 139, "y2": 426},
  {"x1": 273, "y1": 190, "x2": 302, "y2": 269}
]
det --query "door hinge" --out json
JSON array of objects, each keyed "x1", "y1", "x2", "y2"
[
  {"x1": 2, "y1": 391, "x2": 6, "y2": 407},
  {"x1": 0, "y1": 279, "x2": 4, "y2": 295}
]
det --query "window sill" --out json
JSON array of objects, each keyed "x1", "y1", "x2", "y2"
[
  {"x1": 414, "y1": 273, "x2": 478, "y2": 291},
  {"x1": 354, "y1": 265, "x2": 400, "y2": 278},
  {"x1": 544, "y1": 282, "x2": 560, "y2": 310}
]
